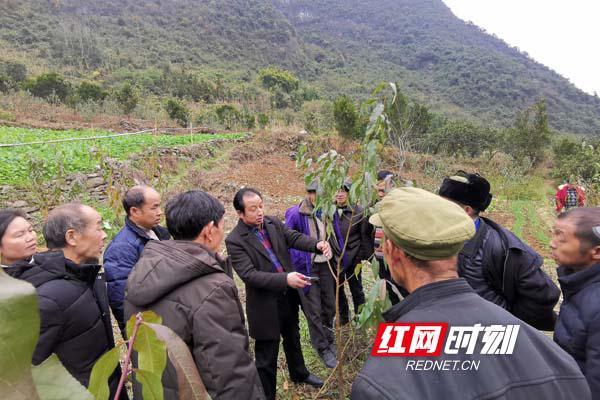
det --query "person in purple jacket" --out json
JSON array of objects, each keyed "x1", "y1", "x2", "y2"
[{"x1": 285, "y1": 180, "x2": 337, "y2": 369}]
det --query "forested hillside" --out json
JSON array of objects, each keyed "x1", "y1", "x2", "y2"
[{"x1": 1, "y1": 0, "x2": 599, "y2": 133}]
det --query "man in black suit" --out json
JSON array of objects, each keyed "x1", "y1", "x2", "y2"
[{"x1": 226, "y1": 188, "x2": 331, "y2": 400}]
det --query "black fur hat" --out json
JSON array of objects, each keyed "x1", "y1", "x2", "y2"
[{"x1": 439, "y1": 171, "x2": 493, "y2": 212}]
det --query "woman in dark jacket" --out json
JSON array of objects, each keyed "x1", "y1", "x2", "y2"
[
  {"x1": 552, "y1": 208, "x2": 600, "y2": 399},
  {"x1": 0, "y1": 209, "x2": 37, "y2": 267}
]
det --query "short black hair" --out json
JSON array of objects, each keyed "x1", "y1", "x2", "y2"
[
  {"x1": 0, "y1": 209, "x2": 28, "y2": 244},
  {"x1": 377, "y1": 170, "x2": 395, "y2": 182},
  {"x1": 233, "y1": 188, "x2": 262, "y2": 213},
  {"x1": 558, "y1": 208, "x2": 600, "y2": 251},
  {"x1": 166, "y1": 190, "x2": 225, "y2": 240},
  {"x1": 122, "y1": 186, "x2": 150, "y2": 216},
  {"x1": 43, "y1": 203, "x2": 88, "y2": 249}
]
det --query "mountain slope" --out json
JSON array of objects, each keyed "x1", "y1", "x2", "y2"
[
  {"x1": 1, "y1": 0, "x2": 599, "y2": 134},
  {"x1": 275, "y1": 0, "x2": 600, "y2": 134}
]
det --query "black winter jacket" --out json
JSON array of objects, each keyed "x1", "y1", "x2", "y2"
[
  {"x1": 554, "y1": 263, "x2": 600, "y2": 399},
  {"x1": 351, "y1": 279, "x2": 591, "y2": 400},
  {"x1": 6, "y1": 251, "x2": 122, "y2": 396},
  {"x1": 458, "y1": 217, "x2": 560, "y2": 330}
]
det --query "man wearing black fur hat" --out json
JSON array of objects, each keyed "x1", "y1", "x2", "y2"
[{"x1": 439, "y1": 171, "x2": 560, "y2": 330}]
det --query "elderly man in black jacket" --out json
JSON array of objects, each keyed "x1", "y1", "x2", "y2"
[
  {"x1": 226, "y1": 188, "x2": 331, "y2": 400},
  {"x1": 351, "y1": 187, "x2": 591, "y2": 400},
  {"x1": 439, "y1": 171, "x2": 560, "y2": 330},
  {"x1": 552, "y1": 207, "x2": 600, "y2": 399},
  {"x1": 6, "y1": 203, "x2": 125, "y2": 398}
]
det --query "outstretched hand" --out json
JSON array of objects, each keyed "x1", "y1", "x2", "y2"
[{"x1": 317, "y1": 241, "x2": 332, "y2": 259}]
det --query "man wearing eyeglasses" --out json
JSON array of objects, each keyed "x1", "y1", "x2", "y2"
[{"x1": 439, "y1": 171, "x2": 560, "y2": 331}]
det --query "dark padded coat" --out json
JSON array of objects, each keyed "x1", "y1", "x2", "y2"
[
  {"x1": 554, "y1": 263, "x2": 600, "y2": 399},
  {"x1": 125, "y1": 240, "x2": 264, "y2": 400},
  {"x1": 6, "y1": 251, "x2": 123, "y2": 397},
  {"x1": 225, "y1": 216, "x2": 319, "y2": 341},
  {"x1": 458, "y1": 217, "x2": 560, "y2": 330},
  {"x1": 103, "y1": 217, "x2": 170, "y2": 327},
  {"x1": 351, "y1": 279, "x2": 591, "y2": 400}
]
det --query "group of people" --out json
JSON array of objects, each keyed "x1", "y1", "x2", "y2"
[{"x1": 0, "y1": 169, "x2": 598, "y2": 399}]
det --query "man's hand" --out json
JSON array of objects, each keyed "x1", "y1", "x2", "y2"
[
  {"x1": 317, "y1": 241, "x2": 332, "y2": 259},
  {"x1": 287, "y1": 272, "x2": 310, "y2": 289}
]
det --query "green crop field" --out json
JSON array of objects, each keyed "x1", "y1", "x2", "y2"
[{"x1": 0, "y1": 127, "x2": 245, "y2": 186}]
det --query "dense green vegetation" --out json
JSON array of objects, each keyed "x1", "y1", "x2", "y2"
[
  {"x1": 0, "y1": 0, "x2": 598, "y2": 134},
  {"x1": 0, "y1": 127, "x2": 244, "y2": 185}
]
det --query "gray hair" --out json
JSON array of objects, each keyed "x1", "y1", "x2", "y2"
[{"x1": 43, "y1": 203, "x2": 88, "y2": 249}]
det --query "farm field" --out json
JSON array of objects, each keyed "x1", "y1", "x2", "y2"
[{"x1": 0, "y1": 127, "x2": 245, "y2": 186}]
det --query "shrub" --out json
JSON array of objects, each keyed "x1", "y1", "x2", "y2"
[
  {"x1": 0, "y1": 61, "x2": 27, "y2": 83},
  {"x1": 333, "y1": 95, "x2": 359, "y2": 139},
  {"x1": 76, "y1": 81, "x2": 107, "y2": 103},
  {"x1": 258, "y1": 67, "x2": 299, "y2": 93},
  {"x1": 240, "y1": 110, "x2": 256, "y2": 129},
  {"x1": 114, "y1": 83, "x2": 139, "y2": 114},
  {"x1": 164, "y1": 98, "x2": 190, "y2": 127},
  {"x1": 504, "y1": 99, "x2": 552, "y2": 166},
  {"x1": 257, "y1": 113, "x2": 269, "y2": 129},
  {"x1": 215, "y1": 104, "x2": 240, "y2": 129},
  {"x1": 23, "y1": 73, "x2": 71, "y2": 103}
]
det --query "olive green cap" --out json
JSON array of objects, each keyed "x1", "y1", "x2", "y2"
[{"x1": 369, "y1": 187, "x2": 475, "y2": 260}]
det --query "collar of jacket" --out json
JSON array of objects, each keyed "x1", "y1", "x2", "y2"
[
  {"x1": 383, "y1": 278, "x2": 474, "y2": 321},
  {"x1": 558, "y1": 263, "x2": 600, "y2": 300},
  {"x1": 479, "y1": 217, "x2": 529, "y2": 252},
  {"x1": 237, "y1": 217, "x2": 273, "y2": 234},
  {"x1": 126, "y1": 240, "x2": 228, "y2": 307},
  {"x1": 8, "y1": 250, "x2": 100, "y2": 287},
  {"x1": 299, "y1": 198, "x2": 315, "y2": 216},
  {"x1": 336, "y1": 204, "x2": 358, "y2": 214},
  {"x1": 125, "y1": 216, "x2": 169, "y2": 241}
]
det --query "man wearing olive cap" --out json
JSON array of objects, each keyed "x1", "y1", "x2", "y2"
[
  {"x1": 351, "y1": 187, "x2": 590, "y2": 400},
  {"x1": 439, "y1": 171, "x2": 559, "y2": 330}
]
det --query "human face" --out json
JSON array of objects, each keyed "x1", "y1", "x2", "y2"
[
  {"x1": 68, "y1": 207, "x2": 107, "y2": 264},
  {"x1": 377, "y1": 179, "x2": 393, "y2": 201},
  {"x1": 307, "y1": 191, "x2": 317, "y2": 205},
  {"x1": 130, "y1": 188, "x2": 163, "y2": 230},
  {"x1": 551, "y1": 217, "x2": 597, "y2": 269},
  {"x1": 335, "y1": 189, "x2": 348, "y2": 206},
  {"x1": 0, "y1": 217, "x2": 37, "y2": 266},
  {"x1": 239, "y1": 193, "x2": 264, "y2": 227},
  {"x1": 382, "y1": 237, "x2": 407, "y2": 286}
]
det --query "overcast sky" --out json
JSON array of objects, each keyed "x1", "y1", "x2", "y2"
[{"x1": 442, "y1": 0, "x2": 600, "y2": 96}]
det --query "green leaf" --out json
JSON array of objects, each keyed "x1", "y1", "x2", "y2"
[
  {"x1": 126, "y1": 310, "x2": 163, "y2": 339},
  {"x1": 370, "y1": 258, "x2": 380, "y2": 278},
  {"x1": 87, "y1": 347, "x2": 119, "y2": 400},
  {"x1": 135, "y1": 323, "x2": 167, "y2": 375},
  {"x1": 355, "y1": 260, "x2": 369, "y2": 278},
  {"x1": 32, "y1": 355, "x2": 94, "y2": 400},
  {"x1": 0, "y1": 269, "x2": 41, "y2": 400},
  {"x1": 135, "y1": 370, "x2": 164, "y2": 400},
  {"x1": 146, "y1": 323, "x2": 209, "y2": 400}
]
